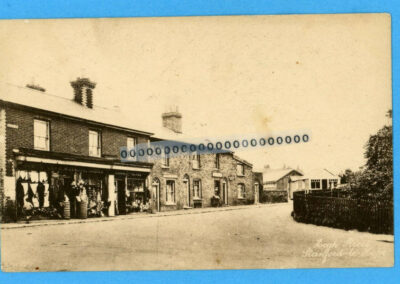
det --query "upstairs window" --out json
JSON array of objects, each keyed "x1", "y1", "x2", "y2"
[
  {"x1": 236, "y1": 163, "x2": 244, "y2": 176},
  {"x1": 192, "y1": 154, "x2": 201, "y2": 169},
  {"x1": 127, "y1": 137, "x2": 137, "y2": 149},
  {"x1": 89, "y1": 130, "x2": 101, "y2": 157},
  {"x1": 163, "y1": 153, "x2": 170, "y2": 167},
  {"x1": 215, "y1": 154, "x2": 220, "y2": 169},
  {"x1": 33, "y1": 119, "x2": 50, "y2": 151},
  {"x1": 127, "y1": 137, "x2": 137, "y2": 160}
]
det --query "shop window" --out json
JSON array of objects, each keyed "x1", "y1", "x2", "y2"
[
  {"x1": 166, "y1": 180, "x2": 175, "y2": 204},
  {"x1": 236, "y1": 163, "x2": 244, "y2": 176},
  {"x1": 215, "y1": 154, "x2": 220, "y2": 169},
  {"x1": 238, "y1": 183, "x2": 246, "y2": 198},
  {"x1": 89, "y1": 130, "x2": 101, "y2": 157},
  {"x1": 311, "y1": 179, "x2": 321, "y2": 189},
  {"x1": 33, "y1": 119, "x2": 50, "y2": 151},
  {"x1": 193, "y1": 179, "x2": 202, "y2": 199},
  {"x1": 192, "y1": 154, "x2": 201, "y2": 169}
]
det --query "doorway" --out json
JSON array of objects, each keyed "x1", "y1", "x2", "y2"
[
  {"x1": 116, "y1": 178, "x2": 126, "y2": 215},
  {"x1": 183, "y1": 174, "x2": 190, "y2": 207},
  {"x1": 152, "y1": 178, "x2": 160, "y2": 212},
  {"x1": 222, "y1": 179, "x2": 228, "y2": 205},
  {"x1": 322, "y1": 179, "x2": 328, "y2": 190}
]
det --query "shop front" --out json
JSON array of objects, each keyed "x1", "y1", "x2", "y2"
[{"x1": 12, "y1": 148, "x2": 153, "y2": 221}]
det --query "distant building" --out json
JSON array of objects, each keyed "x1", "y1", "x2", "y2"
[
  {"x1": 262, "y1": 168, "x2": 303, "y2": 192},
  {"x1": 288, "y1": 168, "x2": 341, "y2": 199}
]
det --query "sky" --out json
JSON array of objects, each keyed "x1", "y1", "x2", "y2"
[{"x1": 0, "y1": 14, "x2": 392, "y2": 174}]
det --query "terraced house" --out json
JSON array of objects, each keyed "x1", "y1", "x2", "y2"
[
  {"x1": 149, "y1": 110, "x2": 256, "y2": 212},
  {"x1": 0, "y1": 78, "x2": 257, "y2": 221}
]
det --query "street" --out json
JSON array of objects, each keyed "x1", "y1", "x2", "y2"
[{"x1": 1, "y1": 203, "x2": 394, "y2": 272}]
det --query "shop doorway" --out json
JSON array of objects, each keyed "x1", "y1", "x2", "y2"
[
  {"x1": 116, "y1": 178, "x2": 126, "y2": 215},
  {"x1": 214, "y1": 180, "x2": 221, "y2": 197},
  {"x1": 152, "y1": 178, "x2": 160, "y2": 212}
]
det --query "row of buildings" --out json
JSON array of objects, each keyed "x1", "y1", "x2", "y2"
[
  {"x1": 0, "y1": 78, "x2": 259, "y2": 221},
  {"x1": 0, "y1": 78, "x2": 340, "y2": 221}
]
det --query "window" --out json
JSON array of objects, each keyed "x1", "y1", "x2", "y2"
[
  {"x1": 236, "y1": 163, "x2": 244, "y2": 176},
  {"x1": 238, "y1": 183, "x2": 246, "y2": 198},
  {"x1": 127, "y1": 137, "x2": 137, "y2": 149},
  {"x1": 193, "y1": 179, "x2": 202, "y2": 199},
  {"x1": 127, "y1": 137, "x2": 137, "y2": 160},
  {"x1": 163, "y1": 153, "x2": 170, "y2": 167},
  {"x1": 311, "y1": 179, "x2": 321, "y2": 189},
  {"x1": 34, "y1": 119, "x2": 50, "y2": 151},
  {"x1": 215, "y1": 154, "x2": 220, "y2": 169},
  {"x1": 166, "y1": 180, "x2": 175, "y2": 204},
  {"x1": 89, "y1": 130, "x2": 101, "y2": 157},
  {"x1": 192, "y1": 154, "x2": 201, "y2": 169}
]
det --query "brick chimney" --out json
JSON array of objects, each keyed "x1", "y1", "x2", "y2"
[
  {"x1": 70, "y1": 78, "x2": 96, "y2": 108},
  {"x1": 162, "y1": 106, "x2": 182, "y2": 133}
]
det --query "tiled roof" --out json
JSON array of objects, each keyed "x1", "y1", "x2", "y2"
[
  {"x1": 262, "y1": 168, "x2": 303, "y2": 183},
  {"x1": 0, "y1": 82, "x2": 153, "y2": 135}
]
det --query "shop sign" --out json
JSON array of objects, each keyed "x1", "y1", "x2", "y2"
[
  {"x1": 163, "y1": 174, "x2": 178, "y2": 179},
  {"x1": 6, "y1": 123, "x2": 18, "y2": 129},
  {"x1": 212, "y1": 172, "x2": 222, "y2": 178}
]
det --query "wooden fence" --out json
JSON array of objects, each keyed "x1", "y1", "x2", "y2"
[{"x1": 293, "y1": 191, "x2": 393, "y2": 234}]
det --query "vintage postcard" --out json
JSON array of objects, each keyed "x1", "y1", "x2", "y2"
[{"x1": 0, "y1": 14, "x2": 393, "y2": 272}]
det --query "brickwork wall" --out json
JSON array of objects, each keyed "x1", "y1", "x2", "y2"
[
  {"x1": 4, "y1": 106, "x2": 150, "y2": 166},
  {"x1": 149, "y1": 152, "x2": 255, "y2": 212}
]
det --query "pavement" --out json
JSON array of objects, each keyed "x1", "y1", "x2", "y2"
[
  {"x1": 0, "y1": 203, "x2": 272, "y2": 230},
  {"x1": 1, "y1": 202, "x2": 394, "y2": 272}
]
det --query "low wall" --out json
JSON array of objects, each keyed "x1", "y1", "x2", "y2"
[{"x1": 260, "y1": 190, "x2": 288, "y2": 204}]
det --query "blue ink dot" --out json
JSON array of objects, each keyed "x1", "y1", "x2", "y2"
[{"x1": 121, "y1": 150, "x2": 127, "y2": 159}]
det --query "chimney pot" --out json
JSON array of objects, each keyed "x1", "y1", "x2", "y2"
[
  {"x1": 162, "y1": 109, "x2": 182, "y2": 133},
  {"x1": 70, "y1": 77, "x2": 96, "y2": 108}
]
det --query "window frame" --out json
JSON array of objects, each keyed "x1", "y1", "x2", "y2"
[
  {"x1": 127, "y1": 137, "x2": 138, "y2": 161},
  {"x1": 236, "y1": 163, "x2": 245, "y2": 176},
  {"x1": 165, "y1": 180, "x2": 176, "y2": 204},
  {"x1": 193, "y1": 179, "x2": 202, "y2": 199},
  {"x1": 163, "y1": 153, "x2": 170, "y2": 167},
  {"x1": 192, "y1": 153, "x2": 201, "y2": 169},
  {"x1": 311, "y1": 179, "x2": 321, "y2": 189},
  {"x1": 33, "y1": 119, "x2": 50, "y2": 151},
  {"x1": 88, "y1": 130, "x2": 102, "y2": 157},
  {"x1": 238, "y1": 183, "x2": 246, "y2": 199},
  {"x1": 215, "y1": 153, "x2": 220, "y2": 169}
]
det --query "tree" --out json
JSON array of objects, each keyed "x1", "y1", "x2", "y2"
[{"x1": 358, "y1": 110, "x2": 393, "y2": 198}]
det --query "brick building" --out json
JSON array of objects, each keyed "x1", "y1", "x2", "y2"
[
  {"x1": 0, "y1": 79, "x2": 154, "y2": 220},
  {"x1": 148, "y1": 110, "x2": 256, "y2": 212},
  {"x1": 0, "y1": 78, "x2": 257, "y2": 221}
]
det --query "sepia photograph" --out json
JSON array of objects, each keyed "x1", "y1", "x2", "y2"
[{"x1": 0, "y1": 14, "x2": 393, "y2": 272}]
